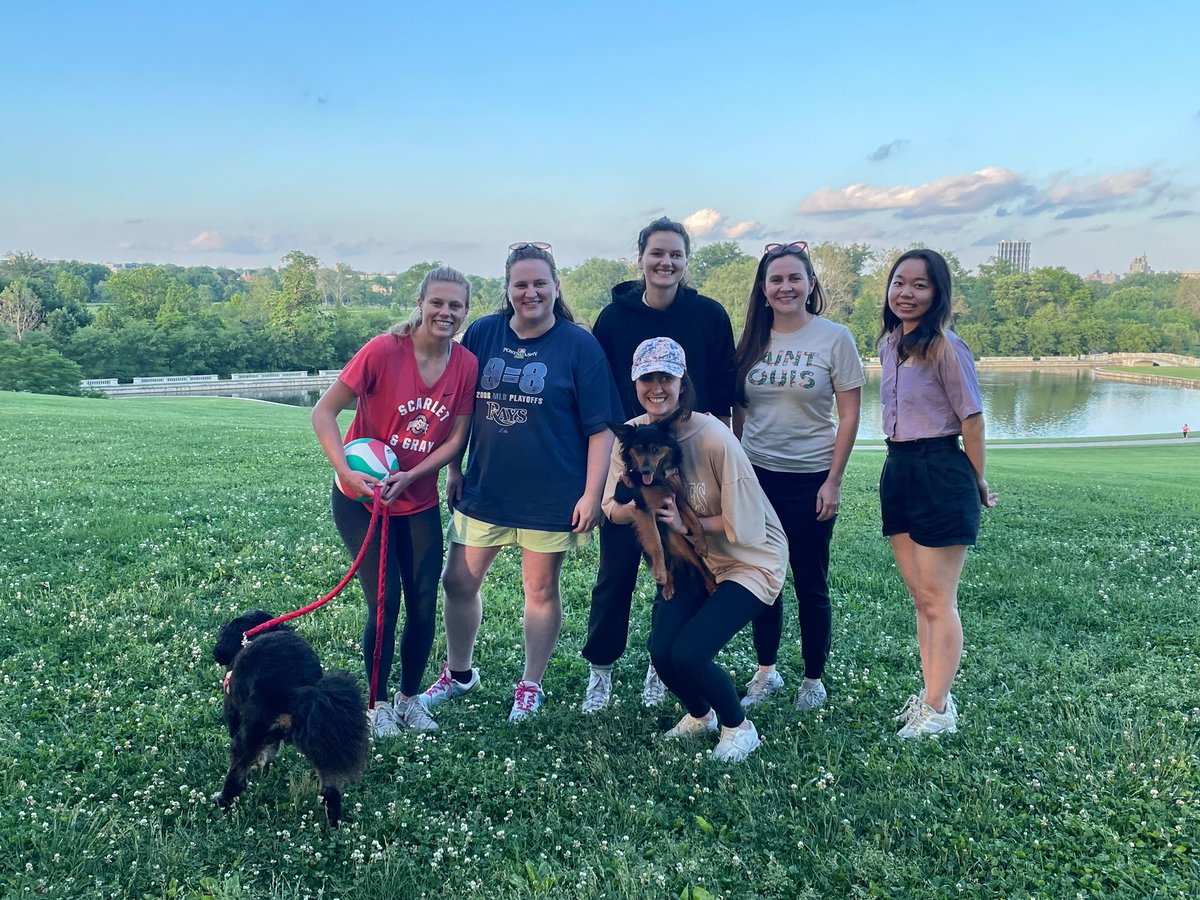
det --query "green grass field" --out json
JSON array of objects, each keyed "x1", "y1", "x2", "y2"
[{"x1": 2, "y1": 393, "x2": 1198, "y2": 899}]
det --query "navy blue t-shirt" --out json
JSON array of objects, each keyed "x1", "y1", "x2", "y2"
[{"x1": 457, "y1": 314, "x2": 623, "y2": 531}]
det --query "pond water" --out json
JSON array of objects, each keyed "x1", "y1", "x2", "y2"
[
  {"x1": 859, "y1": 369, "x2": 1197, "y2": 439},
  {"x1": 224, "y1": 370, "x2": 1198, "y2": 439}
]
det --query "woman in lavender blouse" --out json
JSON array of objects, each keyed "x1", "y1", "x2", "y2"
[{"x1": 876, "y1": 249, "x2": 998, "y2": 739}]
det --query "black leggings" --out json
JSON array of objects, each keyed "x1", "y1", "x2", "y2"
[
  {"x1": 750, "y1": 467, "x2": 836, "y2": 680},
  {"x1": 331, "y1": 488, "x2": 442, "y2": 702},
  {"x1": 581, "y1": 519, "x2": 644, "y2": 666},
  {"x1": 648, "y1": 578, "x2": 767, "y2": 729}
]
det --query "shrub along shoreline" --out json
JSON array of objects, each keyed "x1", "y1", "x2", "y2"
[{"x1": 2, "y1": 393, "x2": 1197, "y2": 899}]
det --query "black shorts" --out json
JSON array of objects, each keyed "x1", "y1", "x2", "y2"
[{"x1": 879, "y1": 435, "x2": 980, "y2": 548}]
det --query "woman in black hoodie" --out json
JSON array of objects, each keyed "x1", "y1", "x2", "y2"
[{"x1": 580, "y1": 216, "x2": 737, "y2": 713}]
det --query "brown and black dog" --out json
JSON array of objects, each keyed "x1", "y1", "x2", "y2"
[{"x1": 609, "y1": 413, "x2": 718, "y2": 600}]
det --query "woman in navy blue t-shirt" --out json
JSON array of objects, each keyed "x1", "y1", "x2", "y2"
[{"x1": 420, "y1": 242, "x2": 623, "y2": 723}]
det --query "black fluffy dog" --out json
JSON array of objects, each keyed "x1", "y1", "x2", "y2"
[{"x1": 212, "y1": 610, "x2": 368, "y2": 827}]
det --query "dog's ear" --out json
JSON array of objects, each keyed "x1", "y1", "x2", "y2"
[{"x1": 213, "y1": 621, "x2": 245, "y2": 667}]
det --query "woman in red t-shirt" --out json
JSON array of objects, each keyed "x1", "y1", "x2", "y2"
[{"x1": 312, "y1": 266, "x2": 478, "y2": 737}]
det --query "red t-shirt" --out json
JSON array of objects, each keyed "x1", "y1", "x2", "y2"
[{"x1": 339, "y1": 332, "x2": 478, "y2": 515}]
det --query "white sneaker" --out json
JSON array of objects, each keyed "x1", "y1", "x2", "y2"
[
  {"x1": 664, "y1": 710, "x2": 718, "y2": 739},
  {"x1": 741, "y1": 669, "x2": 784, "y2": 708},
  {"x1": 580, "y1": 666, "x2": 612, "y2": 714},
  {"x1": 892, "y1": 693, "x2": 924, "y2": 727},
  {"x1": 421, "y1": 664, "x2": 479, "y2": 709},
  {"x1": 508, "y1": 680, "x2": 544, "y2": 722},
  {"x1": 712, "y1": 720, "x2": 761, "y2": 763},
  {"x1": 896, "y1": 699, "x2": 958, "y2": 739},
  {"x1": 368, "y1": 701, "x2": 401, "y2": 738},
  {"x1": 793, "y1": 678, "x2": 828, "y2": 712},
  {"x1": 394, "y1": 694, "x2": 439, "y2": 732},
  {"x1": 642, "y1": 662, "x2": 666, "y2": 707}
]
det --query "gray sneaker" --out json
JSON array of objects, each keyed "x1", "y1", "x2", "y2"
[
  {"x1": 741, "y1": 670, "x2": 784, "y2": 708},
  {"x1": 367, "y1": 701, "x2": 401, "y2": 738},
  {"x1": 642, "y1": 663, "x2": 666, "y2": 707},
  {"x1": 395, "y1": 694, "x2": 439, "y2": 732},
  {"x1": 793, "y1": 678, "x2": 827, "y2": 712},
  {"x1": 580, "y1": 666, "x2": 612, "y2": 714},
  {"x1": 896, "y1": 699, "x2": 958, "y2": 739},
  {"x1": 893, "y1": 693, "x2": 924, "y2": 728}
]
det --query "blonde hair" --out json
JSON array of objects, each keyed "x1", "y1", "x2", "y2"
[{"x1": 389, "y1": 266, "x2": 472, "y2": 337}]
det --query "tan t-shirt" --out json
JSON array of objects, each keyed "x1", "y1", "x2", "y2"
[
  {"x1": 740, "y1": 316, "x2": 865, "y2": 473},
  {"x1": 603, "y1": 413, "x2": 788, "y2": 603}
]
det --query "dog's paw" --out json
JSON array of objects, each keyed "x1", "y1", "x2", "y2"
[{"x1": 212, "y1": 791, "x2": 231, "y2": 809}]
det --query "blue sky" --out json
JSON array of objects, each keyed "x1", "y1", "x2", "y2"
[{"x1": 2, "y1": 1, "x2": 1196, "y2": 277}]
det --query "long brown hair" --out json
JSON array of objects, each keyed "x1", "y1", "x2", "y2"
[{"x1": 734, "y1": 245, "x2": 826, "y2": 405}]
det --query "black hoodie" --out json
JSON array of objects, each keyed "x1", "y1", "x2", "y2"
[{"x1": 591, "y1": 280, "x2": 737, "y2": 421}]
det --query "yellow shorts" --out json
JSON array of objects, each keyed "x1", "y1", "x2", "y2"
[{"x1": 447, "y1": 511, "x2": 589, "y2": 554}]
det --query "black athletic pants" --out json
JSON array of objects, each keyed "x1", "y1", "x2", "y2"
[
  {"x1": 648, "y1": 579, "x2": 766, "y2": 728},
  {"x1": 749, "y1": 467, "x2": 836, "y2": 680},
  {"x1": 581, "y1": 518, "x2": 644, "y2": 666},
  {"x1": 331, "y1": 488, "x2": 441, "y2": 702}
]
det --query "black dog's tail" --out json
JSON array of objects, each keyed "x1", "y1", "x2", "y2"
[{"x1": 290, "y1": 672, "x2": 369, "y2": 785}]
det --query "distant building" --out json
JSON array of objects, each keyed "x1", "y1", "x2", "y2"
[
  {"x1": 1084, "y1": 270, "x2": 1120, "y2": 285},
  {"x1": 1129, "y1": 254, "x2": 1151, "y2": 275},
  {"x1": 105, "y1": 262, "x2": 147, "y2": 272},
  {"x1": 997, "y1": 240, "x2": 1031, "y2": 273}
]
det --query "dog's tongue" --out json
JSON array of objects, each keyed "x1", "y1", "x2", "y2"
[{"x1": 642, "y1": 474, "x2": 654, "y2": 486}]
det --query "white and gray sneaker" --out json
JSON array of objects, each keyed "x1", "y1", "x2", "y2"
[
  {"x1": 664, "y1": 710, "x2": 718, "y2": 739},
  {"x1": 741, "y1": 669, "x2": 785, "y2": 708},
  {"x1": 368, "y1": 701, "x2": 401, "y2": 738},
  {"x1": 893, "y1": 693, "x2": 924, "y2": 728},
  {"x1": 580, "y1": 666, "x2": 613, "y2": 714},
  {"x1": 395, "y1": 694, "x2": 439, "y2": 732},
  {"x1": 642, "y1": 662, "x2": 667, "y2": 707},
  {"x1": 793, "y1": 678, "x2": 828, "y2": 712},
  {"x1": 896, "y1": 698, "x2": 958, "y2": 739},
  {"x1": 711, "y1": 720, "x2": 761, "y2": 763}
]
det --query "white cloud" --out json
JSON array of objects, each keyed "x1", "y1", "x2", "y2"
[
  {"x1": 683, "y1": 208, "x2": 726, "y2": 237},
  {"x1": 798, "y1": 167, "x2": 1026, "y2": 217},
  {"x1": 188, "y1": 230, "x2": 227, "y2": 250},
  {"x1": 185, "y1": 230, "x2": 291, "y2": 255},
  {"x1": 723, "y1": 220, "x2": 764, "y2": 240},
  {"x1": 1044, "y1": 167, "x2": 1156, "y2": 205}
]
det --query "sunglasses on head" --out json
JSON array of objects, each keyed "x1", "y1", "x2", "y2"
[
  {"x1": 764, "y1": 241, "x2": 808, "y2": 256},
  {"x1": 508, "y1": 241, "x2": 553, "y2": 253}
]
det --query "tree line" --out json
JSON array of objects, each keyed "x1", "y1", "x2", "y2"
[{"x1": 2, "y1": 245, "x2": 1197, "y2": 396}]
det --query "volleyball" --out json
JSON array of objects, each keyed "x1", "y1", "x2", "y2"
[{"x1": 336, "y1": 438, "x2": 398, "y2": 502}]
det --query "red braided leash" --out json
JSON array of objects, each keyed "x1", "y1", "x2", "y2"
[{"x1": 243, "y1": 484, "x2": 391, "y2": 709}]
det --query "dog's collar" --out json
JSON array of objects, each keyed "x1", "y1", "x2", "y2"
[{"x1": 223, "y1": 670, "x2": 232, "y2": 695}]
